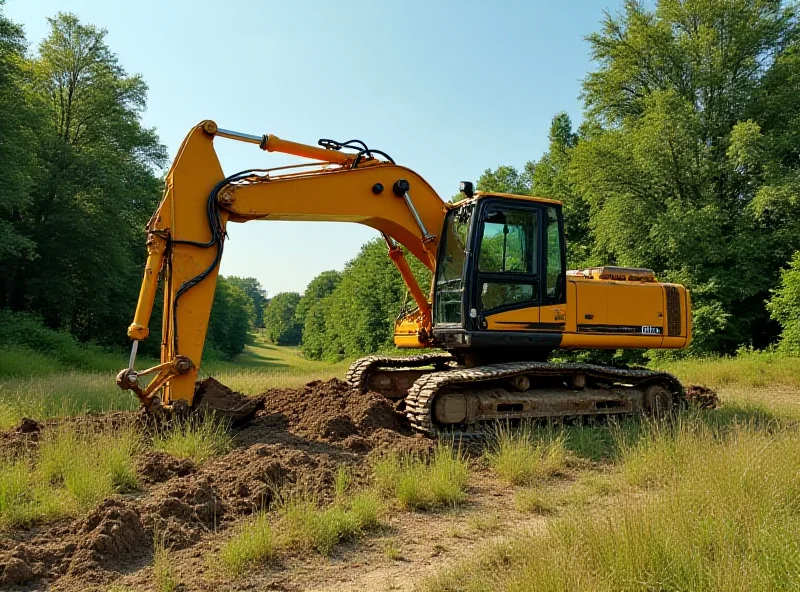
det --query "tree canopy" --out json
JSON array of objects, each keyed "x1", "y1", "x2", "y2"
[{"x1": 263, "y1": 292, "x2": 302, "y2": 346}]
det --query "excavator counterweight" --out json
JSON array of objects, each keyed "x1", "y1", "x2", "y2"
[{"x1": 119, "y1": 120, "x2": 692, "y2": 432}]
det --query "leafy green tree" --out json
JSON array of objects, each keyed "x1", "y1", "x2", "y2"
[
  {"x1": 0, "y1": 2, "x2": 42, "y2": 300},
  {"x1": 296, "y1": 270, "x2": 341, "y2": 327},
  {"x1": 225, "y1": 276, "x2": 267, "y2": 328},
  {"x1": 301, "y1": 240, "x2": 430, "y2": 361},
  {"x1": 530, "y1": 113, "x2": 593, "y2": 268},
  {"x1": 476, "y1": 164, "x2": 533, "y2": 195},
  {"x1": 5, "y1": 13, "x2": 166, "y2": 345},
  {"x1": 768, "y1": 252, "x2": 800, "y2": 353},
  {"x1": 301, "y1": 297, "x2": 339, "y2": 361},
  {"x1": 263, "y1": 292, "x2": 302, "y2": 345},
  {"x1": 206, "y1": 276, "x2": 252, "y2": 358}
]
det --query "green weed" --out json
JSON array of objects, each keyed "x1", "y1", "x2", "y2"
[
  {"x1": 485, "y1": 424, "x2": 567, "y2": 486},
  {"x1": 372, "y1": 444, "x2": 469, "y2": 510},
  {"x1": 218, "y1": 513, "x2": 277, "y2": 575},
  {"x1": 152, "y1": 414, "x2": 232, "y2": 464},
  {"x1": 0, "y1": 423, "x2": 139, "y2": 526},
  {"x1": 153, "y1": 532, "x2": 179, "y2": 592},
  {"x1": 279, "y1": 490, "x2": 382, "y2": 555}
]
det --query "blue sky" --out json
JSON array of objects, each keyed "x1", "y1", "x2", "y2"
[{"x1": 7, "y1": 0, "x2": 617, "y2": 295}]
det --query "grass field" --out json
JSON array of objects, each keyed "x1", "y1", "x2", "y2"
[
  {"x1": 0, "y1": 334, "x2": 349, "y2": 430},
  {"x1": 2, "y1": 337, "x2": 800, "y2": 590}
]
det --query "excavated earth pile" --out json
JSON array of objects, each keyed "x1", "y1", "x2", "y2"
[{"x1": 0, "y1": 378, "x2": 431, "y2": 591}]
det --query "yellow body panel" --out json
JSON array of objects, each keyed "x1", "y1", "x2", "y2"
[
  {"x1": 485, "y1": 306, "x2": 540, "y2": 330},
  {"x1": 481, "y1": 278, "x2": 690, "y2": 350}
]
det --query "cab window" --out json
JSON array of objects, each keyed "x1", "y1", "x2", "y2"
[
  {"x1": 545, "y1": 206, "x2": 565, "y2": 302},
  {"x1": 477, "y1": 207, "x2": 538, "y2": 312}
]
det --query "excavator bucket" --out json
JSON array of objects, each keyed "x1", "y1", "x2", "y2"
[{"x1": 192, "y1": 378, "x2": 265, "y2": 426}]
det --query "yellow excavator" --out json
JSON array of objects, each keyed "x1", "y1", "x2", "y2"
[{"x1": 117, "y1": 120, "x2": 691, "y2": 436}]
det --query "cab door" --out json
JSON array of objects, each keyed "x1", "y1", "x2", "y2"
[{"x1": 470, "y1": 199, "x2": 566, "y2": 331}]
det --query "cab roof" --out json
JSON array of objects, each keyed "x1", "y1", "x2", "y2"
[{"x1": 446, "y1": 192, "x2": 563, "y2": 208}]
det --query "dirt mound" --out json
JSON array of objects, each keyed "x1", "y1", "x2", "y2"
[
  {"x1": 67, "y1": 499, "x2": 149, "y2": 576},
  {"x1": 136, "y1": 450, "x2": 196, "y2": 484},
  {"x1": 0, "y1": 499, "x2": 149, "y2": 588},
  {"x1": 0, "y1": 417, "x2": 43, "y2": 458},
  {"x1": 685, "y1": 384, "x2": 720, "y2": 409},
  {"x1": 257, "y1": 378, "x2": 413, "y2": 444},
  {"x1": 0, "y1": 378, "x2": 424, "y2": 590},
  {"x1": 195, "y1": 377, "x2": 265, "y2": 425},
  {"x1": 140, "y1": 475, "x2": 224, "y2": 549}
]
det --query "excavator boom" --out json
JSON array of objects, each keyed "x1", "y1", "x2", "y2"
[{"x1": 118, "y1": 121, "x2": 446, "y2": 410}]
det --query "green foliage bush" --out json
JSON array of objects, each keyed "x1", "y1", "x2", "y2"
[
  {"x1": 263, "y1": 292, "x2": 302, "y2": 345},
  {"x1": 0, "y1": 310, "x2": 119, "y2": 373},
  {"x1": 299, "y1": 240, "x2": 431, "y2": 361},
  {"x1": 768, "y1": 251, "x2": 800, "y2": 354}
]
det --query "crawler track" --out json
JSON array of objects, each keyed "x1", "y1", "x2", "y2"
[
  {"x1": 346, "y1": 353, "x2": 455, "y2": 395},
  {"x1": 348, "y1": 356, "x2": 684, "y2": 439}
]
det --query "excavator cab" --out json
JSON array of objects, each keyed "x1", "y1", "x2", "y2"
[{"x1": 430, "y1": 194, "x2": 566, "y2": 363}]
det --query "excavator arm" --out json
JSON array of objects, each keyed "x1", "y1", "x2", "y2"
[{"x1": 117, "y1": 120, "x2": 449, "y2": 410}]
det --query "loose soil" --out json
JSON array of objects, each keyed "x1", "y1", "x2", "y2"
[{"x1": 0, "y1": 378, "x2": 431, "y2": 591}]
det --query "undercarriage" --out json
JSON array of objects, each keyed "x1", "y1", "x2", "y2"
[{"x1": 347, "y1": 354, "x2": 684, "y2": 439}]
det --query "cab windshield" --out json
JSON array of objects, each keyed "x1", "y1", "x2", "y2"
[{"x1": 434, "y1": 204, "x2": 474, "y2": 325}]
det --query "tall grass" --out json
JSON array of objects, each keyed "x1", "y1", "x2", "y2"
[
  {"x1": 424, "y1": 417, "x2": 800, "y2": 592},
  {"x1": 153, "y1": 531, "x2": 179, "y2": 592},
  {"x1": 278, "y1": 490, "x2": 382, "y2": 555},
  {"x1": 484, "y1": 424, "x2": 567, "y2": 485},
  {"x1": 0, "y1": 423, "x2": 140, "y2": 526},
  {"x1": 0, "y1": 373, "x2": 138, "y2": 430},
  {"x1": 217, "y1": 513, "x2": 277, "y2": 575},
  {"x1": 372, "y1": 443, "x2": 469, "y2": 510},
  {"x1": 203, "y1": 335, "x2": 351, "y2": 392},
  {"x1": 216, "y1": 488, "x2": 383, "y2": 575},
  {"x1": 152, "y1": 414, "x2": 232, "y2": 464},
  {"x1": 659, "y1": 349, "x2": 800, "y2": 389}
]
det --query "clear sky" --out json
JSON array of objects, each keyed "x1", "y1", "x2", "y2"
[{"x1": 7, "y1": 0, "x2": 617, "y2": 295}]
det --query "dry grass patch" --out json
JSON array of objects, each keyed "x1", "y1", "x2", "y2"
[
  {"x1": 514, "y1": 488, "x2": 556, "y2": 514},
  {"x1": 372, "y1": 444, "x2": 469, "y2": 510}
]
